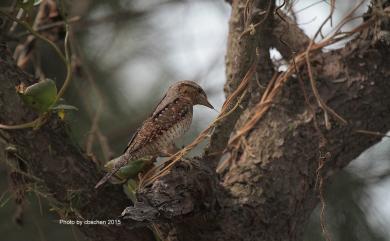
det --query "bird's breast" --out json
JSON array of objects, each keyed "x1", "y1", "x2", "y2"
[
  {"x1": 154, "y1": 107, "x2": 193, "y2": 149},
  {"x1": 130, "y1": 104, "x2": 193, "y2": 159}
]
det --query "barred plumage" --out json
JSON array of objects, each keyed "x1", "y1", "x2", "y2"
[{"x1": 95, "y1": 81, "x2": 213, "y2": 189}]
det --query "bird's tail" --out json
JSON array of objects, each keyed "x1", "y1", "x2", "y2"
[{"x1": 94, "y1": 156, "x2": 128, "y2": 189}]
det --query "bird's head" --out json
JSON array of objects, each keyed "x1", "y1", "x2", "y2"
[{"x1": 169, "y1": 80, "x2": 214, "y2": 109}]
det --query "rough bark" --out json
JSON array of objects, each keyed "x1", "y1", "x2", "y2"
[{"x1": 1, "y1": 0, "x2": 390, "y2": 241}]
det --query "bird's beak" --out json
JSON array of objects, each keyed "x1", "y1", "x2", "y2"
[{"x1": 200, "y1": 97, "x2": 214, "y2": 109}]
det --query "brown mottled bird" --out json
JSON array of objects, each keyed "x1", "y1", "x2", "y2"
[{"x1": 95, "y1": 81, "x2": 213, "y2": 188}]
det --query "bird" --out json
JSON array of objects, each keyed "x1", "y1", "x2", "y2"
[{"x1": 95, "y1": 80, "x2": 214, "y2": 189}]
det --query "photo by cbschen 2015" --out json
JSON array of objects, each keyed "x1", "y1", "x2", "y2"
[{"x1": 58, "y1": 219, "x2": 121, "y2": 226}]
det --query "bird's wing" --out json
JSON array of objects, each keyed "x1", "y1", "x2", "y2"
[
  {"x1": 152, "y1": 95, "x2": 179, "y2": 118},
  {"x1": 123, "y1": 92, "x2": 173, "y2": 152},
  {"x1": 125, "y1": 100, "x2": 192, "y2": 154},
  {"x1": 123, "y1": 127, "x2": 140, "y2": 153}
]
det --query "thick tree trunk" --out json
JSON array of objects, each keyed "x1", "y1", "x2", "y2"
[
  {"x1": 125, "y1": 1, "x2": 390, "y2": 240},
  {"x1": 0, "y1": 0, "x2": 389, "y2": 241}
]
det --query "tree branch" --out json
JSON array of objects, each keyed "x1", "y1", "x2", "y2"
[
  {"x1": 204, "y1": 0, "x2": 276, "y2": 170},
  {"x1": 0, "y1": 45, "x2": 154, "y2": 241},
  {"x1": 271, "y1": 11, "x2": 310, "y2": 59}
]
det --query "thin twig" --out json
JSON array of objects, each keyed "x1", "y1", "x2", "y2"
[
  {"x1": 15, "y1": 16, "x2": 80, "y2": 38},
  {"x1": 316, "y1": 150, "x2": 332, "y2": 241},
  {"x1": 0, "y1": 9, "x2": 72, "y2": 130},
  {"x1": 0, "y1": 120, "x2": 38, "y2": 130},
  {"x1": 54, "y1": 25, "x2": 71, "y2": 102},
  {"x1": 354, "y1": 129, "x2": 390, "y2": 138},
  {"x1": 0, "y1": 10, "x2": 66, "y2": 64}
]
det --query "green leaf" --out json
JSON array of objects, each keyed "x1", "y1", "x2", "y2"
[
  {"x1": 117, "y1": 159, "x2": 147, "y2": 178},
  {"x1": 123, "y1": 179, "x2": 138, "y2": 202},
  {"x1": 18, "y1": 78, "x2": 57, "y2": 113},
  {"x1": 104, "y1": 156, "x2": 152, "y2": 183}
]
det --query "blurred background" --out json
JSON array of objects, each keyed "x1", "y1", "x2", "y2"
[{"x1": 0, "y1": 0, "x2": 389, "y2": 240}]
